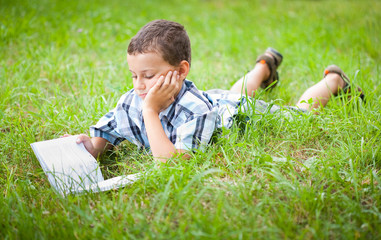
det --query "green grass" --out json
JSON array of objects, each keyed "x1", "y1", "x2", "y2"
[{"x1": 1, "y1": 0, "x2": 381, "y2": 239}]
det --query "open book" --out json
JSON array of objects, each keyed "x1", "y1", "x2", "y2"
[{"x1": 30, "y1": 136, "x2": 140, "y2": 195}]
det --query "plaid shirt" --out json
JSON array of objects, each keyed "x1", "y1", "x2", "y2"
[{"x1": 90, "y1": 79, "x2": 247, "y2": 151}]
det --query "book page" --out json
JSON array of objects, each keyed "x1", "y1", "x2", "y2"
[
  {"x1": 31, "y1": 136, "x2": 104, "y2": 194},
  {"x1": 76, "y1": 173, "x2": 141, "y2": 194}
]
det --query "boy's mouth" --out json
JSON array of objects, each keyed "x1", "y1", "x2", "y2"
[{"x1": 139, "y1": 93, "x2": 147, "y2": 99}]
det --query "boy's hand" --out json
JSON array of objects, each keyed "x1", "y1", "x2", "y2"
[
  {"x1": 62, "y1": 133, "x2": 98, "y2": 157},
  {"x1": 75, "y1": 134, "x2": 97, "y2": 156},
  {"x1": 143, "y1": 70, "x2": 182, "y2": 114}
]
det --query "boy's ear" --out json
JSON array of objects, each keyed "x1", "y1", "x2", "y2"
[{"x1": 178, "y1": 60, "x2": 190, "y2": 80}]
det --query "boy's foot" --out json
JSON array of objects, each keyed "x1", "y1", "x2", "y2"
[
  {"x1": 256, "y1": 47, "x2": 283, "y2": 89},
  {"x1": 323, "y1": 65, "x2": 365, "y2": 101}
]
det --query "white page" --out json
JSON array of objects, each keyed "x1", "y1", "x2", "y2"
[
  {"x1": 75, "y1": 173, "x2": 141, "y2": 194},
  {"x1": 31, "y1": 136, "x2": 104, "y2": 194}
]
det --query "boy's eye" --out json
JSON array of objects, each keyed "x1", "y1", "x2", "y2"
[{"x1": 145, "y1": 75, "x2": 154, "y2": 79}]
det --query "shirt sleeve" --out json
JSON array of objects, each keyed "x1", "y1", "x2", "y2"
[
  {"x1": 89, "y1": 109, "x2": 126, "y2": 146},
  {"x1": 173, "y1": 110, "x2": 218, "y2": 151},
  {"x1": 89, "y1": 92, "x2": 142, "y2": 147}
]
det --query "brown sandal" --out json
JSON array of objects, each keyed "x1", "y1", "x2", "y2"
[
  {"x1": 256, "y1": 47, "x2": 283, "y2": 89},
  {"x1": 323, "y1": 65, "x2": 365, "y2": 101}
]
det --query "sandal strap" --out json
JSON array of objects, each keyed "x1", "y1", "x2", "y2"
[
  {"x1": 256, "y1": 48, "x2": 283, "y2": 89},
  {"x1": 256, "y1": 54, "x2": 277, "y2": 89},
  {"x1": 323, "y1": 65, "x2": 365, "y2": 101},
  {"x1": 266, "y1": 47, "x2": 283, "y2": 68},
  {"x1": 323, "y1": 65, "x2": 350, "y2": 93}
]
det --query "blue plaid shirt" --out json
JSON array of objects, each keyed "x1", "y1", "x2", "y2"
[{"x1": 90, "y1": 79, "x2": 247, "y2": 151}]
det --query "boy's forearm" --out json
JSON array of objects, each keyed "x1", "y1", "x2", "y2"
[
  {"x1": 90, "y1": 137, "x2": 112, "y2": 158},
  {"x1": 143, "y1": 109, "x2": 186, "y2": 162}
]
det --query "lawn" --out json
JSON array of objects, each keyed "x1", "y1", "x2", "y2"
[{"x1": 1, "y1": 0, "x2": 381, "y2": 239}]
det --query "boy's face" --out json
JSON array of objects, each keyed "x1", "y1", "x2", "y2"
[{"x1": 127, "y1": 52, "x2": 178, "y2": 100}]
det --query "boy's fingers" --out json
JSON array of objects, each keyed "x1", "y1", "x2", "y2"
[
  {"x1": 163, "y1": 71, "x2": 173, "y2": 88},
  {"x1": 74, "y1": 134, "x2": 96, "y2": 155},
  {"x1": 169, "y1": 71, "x2": 181, "y2": 95},
  {"x1": 170, "y1": 71, "x2": 177, "y2": 83},
  {"x1": 76, "y1": 136, "x2": 83, "y2": 143},
  {"x1": 171, "y1": 71, "x2": 180, "y2": 86},
  {"x1": 151, "y1": 76, "x2": 165, "y2": 92},
  {"x1": 76, "y1": 134, "x2": 90, "y2": 144},
  {"x1": 148, "y1": 71, "x2": 179, "y2": 105}
]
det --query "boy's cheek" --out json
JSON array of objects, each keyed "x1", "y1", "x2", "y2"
[
  {"x1": 147, "y1": 78, "x2": 159, "y2": 91},
  {"x1": 152, "y1": 77, "x2": 160, "y2": 85}
]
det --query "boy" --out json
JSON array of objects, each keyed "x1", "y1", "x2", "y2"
[{"x1": 72, "y1": 19, "x2": 363, "y2": 162}]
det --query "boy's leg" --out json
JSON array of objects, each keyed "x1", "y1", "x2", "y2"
[
  {"x1": 230, "y1": 48, "x2": 283, "y2": 96},
  {"x1": 229, "y1": 63, "x2": 270, "y2": 96},
  {"x1": 296, "y1": 73, "x2": 345, "y2": 110},
  {"x1": 296, "y1": 65, "x2": 363, "y2": 110}
]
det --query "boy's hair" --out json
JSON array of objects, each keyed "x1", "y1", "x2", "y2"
[{"x1": 127, "y1": 19, "x2": 191, "y2": 66}]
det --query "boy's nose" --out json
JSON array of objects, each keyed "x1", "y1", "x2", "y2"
[{"x1": 134, "y1": 78, "x2": 145, "y2": 90}]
